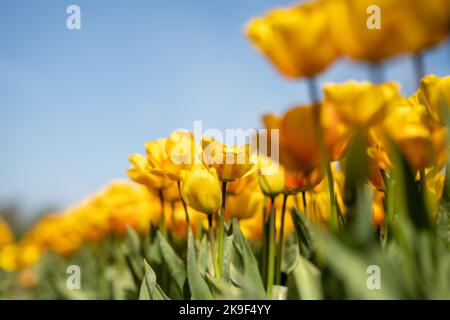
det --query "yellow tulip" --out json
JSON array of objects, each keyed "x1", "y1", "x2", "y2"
[
  {"x1": 226, "y1": 189, "x2": 264, "y2": 220},
  {"x1": 324, "y1": 0, "x2": 447, "y2": 61},
  {"x1": 166, "y1": 202, "x2": 206, "y2": 238},
  {"x1": 201, "y1": 135, "x2": 255, "y2": 182},
  {"x1": 258, "y1": 156, "x2": 285, "y2": 197},
  {"x1": 384, "y1": 102, "x2": 433, "y2": 172},
  {"x1": 180, "y1": 168, "x2": 222, "y2": 215},
  {"x1": 127, "y1": 153, "x2": 172, "y2": 190},
  {"x1": 246, "y1": 1, "x2": 339, "y2": 79},
  {"x1": 407, "y1": 0, "x2": 450, "y2": 52},
  {"x1": 284, "y1": 167, "x2": 323, "y2": 194},
  {"x1": 324, "y1": 81, "x2": 400, "y2": 127},
  {"x1": 146, "y1": 131, "x2": 198, "y2": 181},
  {"x1": 0, "y1": 218, "x2": 14, "y2": 247},
  {"x1": 416, "y1": 75, "x2": 450, "y2": 124},
  {"x1": 372, "y1": 191, "x2": 385, "y2": 228},
  {"x1": 279, "y1": 105, "x2": 322, "y2": 170},
  {"x1": 0, "y1": 244, "x2": 18, "y2": 271}
]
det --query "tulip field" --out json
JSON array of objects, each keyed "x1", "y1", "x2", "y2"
[{"x1": 1, "y1": 0, "x2": 450, "y2": 300}]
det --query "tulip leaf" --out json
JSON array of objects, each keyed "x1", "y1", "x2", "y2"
[
  {"x1": 291, "y1": 207, "x2": 316, "y2": 258},
  {"x1": 231, "y1": 218, "x2": 266, "y2": 296},
  {"x1": 156, "y1": 231, "x2": 186, "y2": 295},
  {"x1": 143, "y1": 259, "x2": 168, "y2": 300},
  {"x1": 187, "y1": 227, "x2": 213, "y2": 300},
  {"x1": 198, "y1": 235, "x2": 212, "y2": 275},
  {"x1": 287, "y1": 255, "x2": 322, "y2": 300},
  {"x1": 205, "y1": 273, "x2": 242, "y2": 299},
  {"x1": 138, "y1": 278, "x2": 150, "y2": 300},
  {"x1": 221, "y1": 223, "x2": 234, "y2": 282},
  {"x1": 272, "y1": 285, "x2": 288, "y2": 300},
  {"x1": 390, "y1": 143, "x2": 431, "y2": 231},
  {"x1": 321, "y1": 234, "x2": 404, "y2": 299}
]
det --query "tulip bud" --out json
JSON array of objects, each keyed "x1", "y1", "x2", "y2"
[{"x1": 180, "y1": 168, "x2": 222, "y2": 215}]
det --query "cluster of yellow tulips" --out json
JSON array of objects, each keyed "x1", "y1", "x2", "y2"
[
  {"x1": 245, "y1": 0, "x2": 449, "y2": 78},
  {"x1": 0, "y1": 181, "x2": 161, "y2": 271},
  {"x1": 0, "y1": 0, "x2": 449, "y2": 300}
]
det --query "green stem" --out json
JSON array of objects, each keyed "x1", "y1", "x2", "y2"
[
  {"x1": 266, "y1": 197, "x2": 276, "y2": 298},
  {"x1": 325, "y1": 162, "x2": 338, "y2": 230},
  {"x1": 177, "y1": 181, "x2": 190, "y2": 225},
  {"x1": 369, "y1": 62, "x2": 384, "y2": 84},
  {"x1": 301, "y1": 191, "x2": 307, "y2": 211},
  {"x1": 217, "y1": 181, "x2": 227, "y2": 279},
  {"x1": 275, "y1": 194, "x2": 288, "y2": 285},
  {"x1": 208, "y1": 215, "x2": 220, "y2": 278},
  {"x1": 158, "y1": 189, "x2": 167, "y2": 238},
  {"x1": 260, "y1": 197, "x2": 269, "y2": 285},
  {"x1": 307, "y1": 77, "x2": 337, "y2": 231}
]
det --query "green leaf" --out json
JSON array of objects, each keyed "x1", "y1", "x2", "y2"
[
  {"x1": 138, "y1": 278, "x2": 150, "y2": 300},
  {"x1": 197, "y1": 235, "x2": 211, "y2": 275},
  {"x1": 231, "y1": 218, "x2": 266, "y2": 296},
  {"x1": 272, "y1": 285, "x2": 288, "y2": 300},
  {"x1": 221, "y1": 223, "x2": 234, "y2": 282},
  {"x1": 187, "y1": 228, "x2": 213, "y2": 300},
  {"x1": 287, "y1": 255, "x2": 322, "y2": 300},
  {"x1": 390, "y1": 142, "x2": 431, "y2": 231},
  {"x1": 291, "y1": 207, "x2": 316, "y2": 258},
  {"x1": 156, "y1": 231, "x2": 186, "y2": 295},
  {"x1": 205, "y1": 273, "x2": 242, "y2": 299},
  {"x1": 144, "y1": 259, "x2": 168, "y2": 300},
  {"x1": 321, "y1": 234, "x2": 404, "y2": 299}
]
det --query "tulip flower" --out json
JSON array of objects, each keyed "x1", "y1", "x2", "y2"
[
  {"x1": 324, "y1": 0, "x2": 448, "y2": 62},
  {"x1": 0, "y1": 218, "x2": 14, "y2": 247},
  {"x1": 127, "y1": 154, "x2": 172, "y2": 190},
  {"x1": 416, "y1": 75, "x2": 450, "y2": 124},
  {"x1": 284, "y1": 167, "x2": 323, "y2": 194},
  {"x1": 146, "y1": 131, "x2": 198, "y2": 181},
  {"x1": 245, "y1": 0, "x2": 339, "y2": 79},
  {"x1": 324, "y1": 81, "x2": 400, "y2": 128},
  {"x1": 180, "y1": 167, "x2": 222, "y2": 216},
  {"x1": 201, "y1": 135, "x2": 255, "y2": 182},
  {"x1": 384, "y1": 102, "x2": 434, "y2": 172},
  {"x1": 258, "y1": 156, "x2": 286, "y2": 197}
]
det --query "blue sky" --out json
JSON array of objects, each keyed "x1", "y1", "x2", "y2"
[{"x1": 0, "y1": 0, "x2": 449, "y2": 216}]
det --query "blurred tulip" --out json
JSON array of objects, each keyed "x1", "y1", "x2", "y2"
[
  {"x1": 416, "y1": 75, "x2": 450, "y2": 124},
  {"x1": 284, "y1": 167, "x2": 323, "y2": 193},
  {"x1": 324, "y1": 0, "x2": 448, "y2": 62},
  {"x1": 246, "y1": 0, "x2": 339, "y2": 79},
  {"x1": 0, "y1": 218, "x2": 14, "y2": 247},
  {"x1": 324, "y1": 81, "x2": 400, "y2": 127},
  {"x1": 372, "y1": 191, "x2": 385, "y2": 228},
  {"x1": 384, "y1": 101, "x2": 434, "y2": 172},
  {"x1": 279, "y1": 105, "x2": 322, "y2": 170}
]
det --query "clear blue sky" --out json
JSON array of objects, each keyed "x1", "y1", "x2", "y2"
[{"x1": 1, "y1": 0, "x2": 449, "y2": 216}]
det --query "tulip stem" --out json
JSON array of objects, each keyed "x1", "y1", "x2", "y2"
[
  {"x1": 275, "y1": 194, "x2": 288, "y2": 285},
  {"x1": 413, "y1": 52, "x2": 425, "y2": 84},
  {"x1": 307, "y1": 77, "x2": 338, "y2": 230},
  {"x1": 307, "y1": 77, "x2": 319, "y2": 104},
  {"x1": 208, "y1": 214, "x2": 220, "y2": 278},
  {"x1": 177, "y1": 181, "x2": 190, "y2": 225},
  {"x1": 216, "y1": 181, "x2": 227, "y2": 279},
  {"x1": 266, "y1": 196, "x2": 276, "y2": 298},
  {"x1": 325, "y1": 162, "x2": 338, "y2": 230},
  {"x1": 158, "y1": 189, "x2": 167, "y2": 239},
  {"x1": 301, "y1": 191, "x2": 307, "y2": 210},
  {"x1": 369, "y1": 62, "x2": 384, "y2": 84}
]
